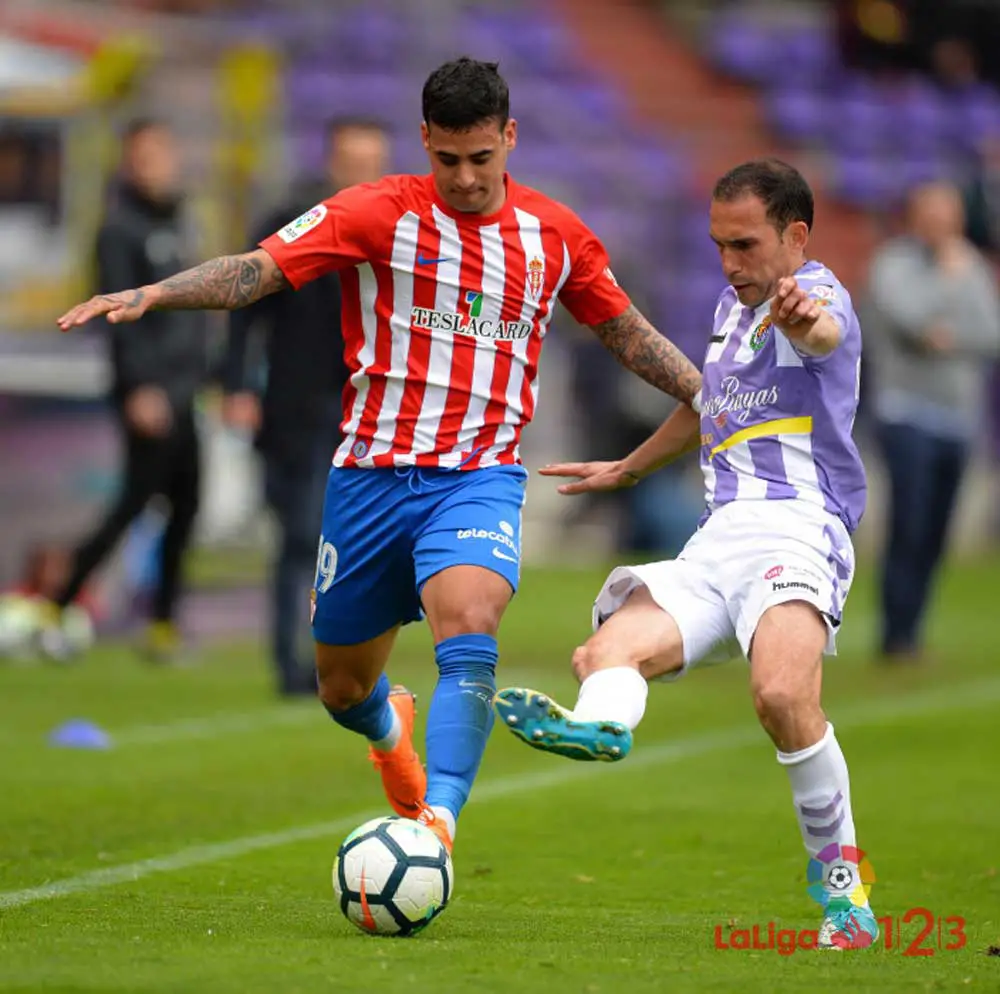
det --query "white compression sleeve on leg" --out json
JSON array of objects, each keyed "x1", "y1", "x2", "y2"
[{"x1": 571, "y1": 666, "x2": 649, "y2": 729}]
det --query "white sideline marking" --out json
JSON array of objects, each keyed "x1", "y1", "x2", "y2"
[{"x1": 2, "y1": 675, "x2": 999, "y2": 912}]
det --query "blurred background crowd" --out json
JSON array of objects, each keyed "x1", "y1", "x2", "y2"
[{"x1": 1, "y1": 0, "x2": 999, "y2": 691}]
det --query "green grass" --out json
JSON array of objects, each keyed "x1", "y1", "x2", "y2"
[{"x1": 1, "y1": 560, "x2": 999, "y2": 992}]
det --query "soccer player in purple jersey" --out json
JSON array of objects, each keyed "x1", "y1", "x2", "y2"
[{"x1": 495, "y1": 159, "x2": 879, "y2": 949}]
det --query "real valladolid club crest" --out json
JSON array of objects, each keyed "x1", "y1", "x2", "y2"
[
  {"x1": 750, "y1": 316, "x2": 772, "y2": 352},
  {"x1": 527, "y1": 256, "x2": 545, "y2": 301}
]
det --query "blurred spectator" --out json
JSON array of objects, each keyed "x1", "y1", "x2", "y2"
[
  {"x1": 865, "y1": 181, "x2": 1000, "y2": 661},
  {"x1": 221, "y1": 117, "x2": 390, "y2": 697},
  {"x1": 41, "y1": 118, "x2": 207, "y2": 663}
]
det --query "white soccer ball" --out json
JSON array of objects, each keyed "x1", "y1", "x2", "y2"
[{"x1": 332, "y1": 816, "x2": 453, "y2": 937}]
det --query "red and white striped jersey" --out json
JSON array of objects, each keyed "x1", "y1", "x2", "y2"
[{"x1": 260, "y1": 173, "x2": 630, "y2": 470}]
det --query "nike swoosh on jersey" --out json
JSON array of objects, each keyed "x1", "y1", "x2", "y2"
[
  {"x1": 416, "y1": 254, "x2": 453, "y2": 266},
  {"x1": 492, "y1": 547, "x2": 518, "y2": 563}
]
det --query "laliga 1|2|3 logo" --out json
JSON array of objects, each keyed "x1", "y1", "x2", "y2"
[{"x1": 714, "y1": 845, "x2": 969, "y2": 955}]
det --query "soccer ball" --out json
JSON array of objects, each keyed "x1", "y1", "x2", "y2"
[{"x1": 332, "y1": 816, "x2": 453, "y2": 937}]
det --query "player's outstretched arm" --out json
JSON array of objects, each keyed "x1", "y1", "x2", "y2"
[
  {"x1": 540, "y1": 403, "x2": 701, "y2": 495},
  {"x1": 57, "y1": 248, "x2": 289, "y2": 332},
  {"x1": 588, "y1": 304, "x2": 702, "y2": 407}
]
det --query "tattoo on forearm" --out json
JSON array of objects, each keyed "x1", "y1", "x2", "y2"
[
  {"x1": 590, "y1": 305, "x2": 702, "y2": 404},
  {"x1": 155, "y1": 253, "x2": 289, "y2": 310}
]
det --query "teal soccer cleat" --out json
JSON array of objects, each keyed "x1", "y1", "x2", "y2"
[
  {"x1": 493, "y1": 687, "x2": 632, "y2": 762},
  {"x1": 817, "y1": 899, "x2": 880, "y2": 950}
]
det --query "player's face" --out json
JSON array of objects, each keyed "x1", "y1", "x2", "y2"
[
  {"x1": 422, "y1": 118, "x2": 517, "y2": 214},
  {"x1": 709, "y1": 194, "x2": 808, "y2": 308},
  {"x1": 327, "y1": 126, "x2": 389, "y2": 190}
]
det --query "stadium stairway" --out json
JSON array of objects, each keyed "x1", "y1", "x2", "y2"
[{"x1": 551, "y1": 0, "x2": 880, "y2": 291}]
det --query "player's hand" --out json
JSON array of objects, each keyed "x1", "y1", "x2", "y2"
[
  {"x1": 125, "y1": 386, "x2": 173, "y2": 437},
  {"x1": 221, "y1": 392, "x2": 262, "y2": 433},
  {"x1": 769, "y1": 277, "x2": 821, "y2": 337},
  {"x1": 57, "y1": 287, "x2": 154, "y2": 332},
  {"x1": 538, "y1": 460, "x2": 640, "y2": 495}
]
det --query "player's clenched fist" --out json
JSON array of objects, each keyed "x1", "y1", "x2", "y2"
[
  {"x1": 769, "y1": 276, "x2": 821, "y2": 337},
  {"x1": 57, "y1": 287, "x2": 154, "y2": 332}
]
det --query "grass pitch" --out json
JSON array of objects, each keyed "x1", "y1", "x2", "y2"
[{"x1": 1, "y1": 561, "x2": 999, "y2": 992}]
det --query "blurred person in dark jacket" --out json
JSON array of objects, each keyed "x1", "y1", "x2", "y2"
[
  {"x1": 866, "y1": 181, "x2": 1000, "y2": 662},
  {"x1": 221, "y1": 118, "x2": 390, "y2": 696},
  {"x1": 42, "y1": 118, "x2": 206, "y2": 663}
]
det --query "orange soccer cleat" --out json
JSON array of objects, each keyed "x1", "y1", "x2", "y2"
[{"x1": 368, "y1": 685, "x2": 426, "y2": 819}]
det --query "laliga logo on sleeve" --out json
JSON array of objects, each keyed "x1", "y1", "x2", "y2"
[{"x1": 278, "y1": 204, "x2": 327, "y2": 243}]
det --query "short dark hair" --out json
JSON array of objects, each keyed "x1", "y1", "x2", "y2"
[
  {"x1": 712, "y1": 159, "x2": 814, "y2": 232},
  {"x1": 422, "y1": 57, "x2": 509, "y2": 132}
]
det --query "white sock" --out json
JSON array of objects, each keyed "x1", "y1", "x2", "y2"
[
  {"x1": 571, "y1": 666, "x2": 648, "y2": 729},
  {"x1": 430, "y1": 805, "x2": 456, "y2": 840},
  {"x1": 777, "y1": 722, "x2": 868, "y2": 908},
  {"x1": 369, "y1": 705, "x2": 402, "y2": 753}
]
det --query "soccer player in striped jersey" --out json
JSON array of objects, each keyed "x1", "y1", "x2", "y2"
[
  {"x1": 495, "y1": 160, "x2": 880, "y2": 949},
  {"x1": 57, "y1": 58, "x2": 702, "y2": 856}
]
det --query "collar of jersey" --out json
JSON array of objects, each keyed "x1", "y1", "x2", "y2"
[{"x1": 428, "y1": 173, "x2": 516, "y2": 226}]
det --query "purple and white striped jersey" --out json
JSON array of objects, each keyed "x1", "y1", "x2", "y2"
[{"x1": 697, "y1": 260, "x2": 866, "y2": 534}]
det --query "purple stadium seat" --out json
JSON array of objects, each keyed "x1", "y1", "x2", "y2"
[
  {"x1": 778, "y1": 24, "x2": 838, "y2": 89},
  {"x1": 830, "y1": 153, "x2": 900, "y2": 209},
  {"x1": 330, "y1": 4, "x2": 410, "y2": 71},
  {"x1": 284, "y1": 71, "x2": 415, "y2": 128},
  {"x1": 583, "y1": 142, "x2": 686, "y2": 206},
  {"x1": 765, "y1": 87, "x2": 828, "y2": 145},
  {"x1": 897, "y1": 155, "x2": 948, "y2": 189},
  {"x1": 704, "y1": 12, "x2": 781, "y2": 86},
  {"x1": 886, "y1": 80, "x2": 950, "y2": 156},
  {"x1": 458, "y1": 5, "x2": 582, "y2": 82},
  {"x1": 576, "y1": 206, "x2": 652, "y2": 265},
  {"x1": 946, "y1": 88, "x2": 1000, "y2": 155},
  {"x1": 827, "y1": 94, "x2": 888, "y2": 155},
  {"x1": 667, "y1": 209, "x2": 716, "y2": 269}
]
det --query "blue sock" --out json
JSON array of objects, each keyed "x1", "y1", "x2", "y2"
[
  {"x1": 325, "y1": 672, "x2": 394, "y2": 741},
  {"x1": 424, "y1": 634, "x2": 498, "y2": 824}
]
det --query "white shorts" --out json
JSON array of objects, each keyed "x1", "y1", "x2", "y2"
[{"x1": 592, "y1": 499, "x2": 856, "y2": 680}]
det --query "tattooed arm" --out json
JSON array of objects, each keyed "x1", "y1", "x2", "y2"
[
  {"x1": 589, "y1": 304, "x2": 702, "y2": 407},
  {"x1": 57, "y1": 249, "x2": 289, "y2": 332}
]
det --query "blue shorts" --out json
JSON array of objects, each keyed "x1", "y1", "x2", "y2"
[{"x1": 312, "y1": 464, "x2": 528, "y2": 646}]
